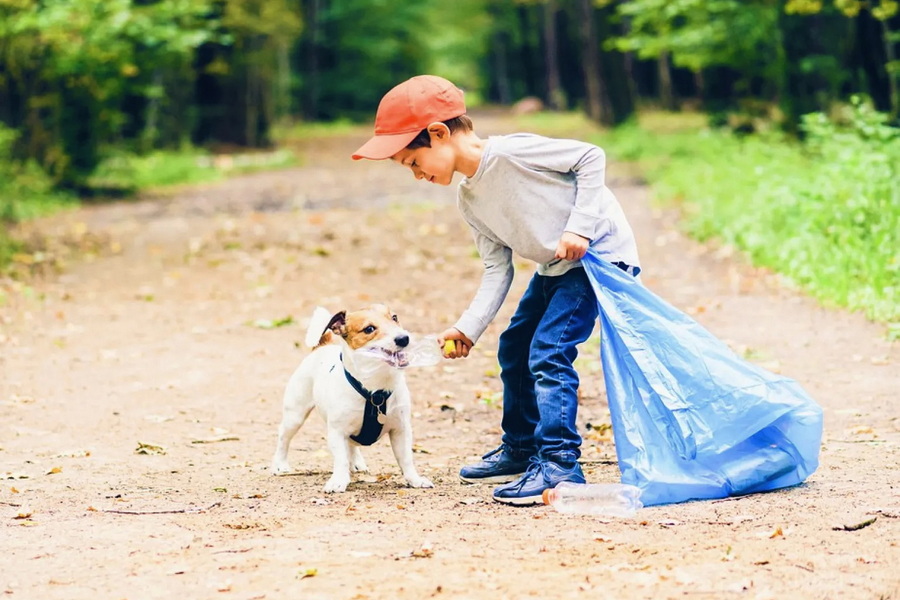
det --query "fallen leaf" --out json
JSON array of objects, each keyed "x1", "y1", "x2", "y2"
[
  {"x1": 135, "y1": 442, "x2": 166, "y2": 455},
  {"x1": 46, "y1": 467, "x2": 62, "y2": 475},
  {"x1": 298, "y1": 568, "x2": 318, "y2": 580},
  {"x1": 13, "y1": 510, "x2": 33, "y2": 519},
  {"x1": 769, "y1": 527, "x2": 783, "y2": 538}
]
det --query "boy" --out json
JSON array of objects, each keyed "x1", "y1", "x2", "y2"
[{"x1": 352, "y1": 75, "x2": 641, "y2": 505}]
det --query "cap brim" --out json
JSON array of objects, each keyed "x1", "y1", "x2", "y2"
[{"x1": 351, "y1": 131, "x2": 420, "y2": 161}]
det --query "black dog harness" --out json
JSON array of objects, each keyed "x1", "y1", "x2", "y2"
[{"x1": 341, "y1": 361, "x2": 392, "y2": 446}]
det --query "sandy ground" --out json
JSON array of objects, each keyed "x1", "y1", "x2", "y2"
[{"x1": 1, "y1": 113, "x2": 898, "y2": 600}]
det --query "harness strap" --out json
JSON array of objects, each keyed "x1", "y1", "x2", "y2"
[{"x1": 342, "y1": 359, "x2": 392, "y2": 446}]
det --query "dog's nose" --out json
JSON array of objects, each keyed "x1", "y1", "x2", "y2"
[{"x1": 394, "y1": 334, "x2": 410, "y2": 348}]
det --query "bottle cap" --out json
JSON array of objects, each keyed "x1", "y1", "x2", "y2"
[{"x1": 541, "y1": 488, "x2": 553, "y2": 505}]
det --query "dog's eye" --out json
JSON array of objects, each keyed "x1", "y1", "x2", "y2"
[
  {"x1": 392, "y1": 315, "x2": 399, "y2": 322},
  {"x1": 363, "y1": 325, "x2": 376, "y2": 334}
]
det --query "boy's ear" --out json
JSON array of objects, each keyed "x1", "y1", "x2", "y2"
[{"x1": 426, "y1": 122, "x2": 451, "y2": 143}]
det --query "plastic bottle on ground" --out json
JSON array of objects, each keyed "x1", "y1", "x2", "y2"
[{"x1": 542, "y1": 481, "x2": 643, "y2": 517}]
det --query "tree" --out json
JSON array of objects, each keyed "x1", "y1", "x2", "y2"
[{"x1": 0, "y1": 0, "x2": 219, "y2": 187}]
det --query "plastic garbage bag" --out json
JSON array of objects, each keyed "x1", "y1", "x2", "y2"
[{"x1": 581, "y1": 250, "x2": 823, "y2": 506}]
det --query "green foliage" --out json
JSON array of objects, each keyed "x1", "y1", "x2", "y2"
[
  {"x1": 308, "y1": 0, "x2": 434, "y2": 120},
  {"x1": 87, "y1": 146, "x2": 296, "y2": 191},
  {"x1": 602, "y1": 101, "x2": 900, "y2": 325},
  {"x1": 0, "y1": 124, "x2": 74, "y2": 263},
  {"x1": 87, "y1": 148, "x2": 223, "y2": 191},
  {"x1": 614, "y1": 0, "x2": 779, "y2": 74},
  {"x1": 0, "y1": 0, "x2": 220, "y2": 185}
]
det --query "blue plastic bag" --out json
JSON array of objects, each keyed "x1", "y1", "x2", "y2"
[{"x1": 582, "y1": 250, "x2": 823, "y2": 506}]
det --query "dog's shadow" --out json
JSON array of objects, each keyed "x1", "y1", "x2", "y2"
[{"x1": 270, "y1": 470, "x2": 432, "y2": 494}]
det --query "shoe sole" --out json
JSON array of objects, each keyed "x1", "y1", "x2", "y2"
[
  {"x1": 459, "y1": 472, "x2": 525, "y2": 485},
  {"x1": 491, "y1": 493, "x2": 544, "y2": 506}
]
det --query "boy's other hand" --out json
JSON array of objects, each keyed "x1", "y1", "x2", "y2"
[
  {"x1": 555, "y1": 232, "x2": 590, "y2": 261},
  {"x1": 438, "y1": 328, "x2": 473, "y2": 359}
]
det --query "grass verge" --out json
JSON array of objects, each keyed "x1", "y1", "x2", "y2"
[{"x1": 598, "y1": 100, "x2": 898, "y2": 326}]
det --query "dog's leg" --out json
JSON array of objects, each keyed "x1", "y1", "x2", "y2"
[
  {"x1": 350, "y1": 446, "x2": 369, "y2": 473},
  {"x1": 323, "y1": 429, "x2": 353, "y2": 493},
  {"x1": 389, "y1": 426, "x2": 434, "y2": 489},
  {"x1": 271, "y1": 393, "x2": 314, "y2": 475}
]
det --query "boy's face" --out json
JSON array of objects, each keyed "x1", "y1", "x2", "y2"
[{"x1": 390, "y1": 124, "x2": 457, "y2": 186}]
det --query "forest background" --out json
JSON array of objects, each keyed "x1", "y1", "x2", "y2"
[{"x1": 0, "y1": 0, "x2": 898, "y2": 331}]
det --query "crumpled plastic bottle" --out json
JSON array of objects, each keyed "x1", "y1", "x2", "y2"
[
  {"x1": 542, "y1": 482, "x2": 643, "y2": 517},
  {"x1": 353, "y1": 334, "x2": 443, "y2": 375}
]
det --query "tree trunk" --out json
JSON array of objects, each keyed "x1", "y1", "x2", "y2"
[
  {"x1": 595, "y1": 2, "x2": 634, "y2": 125},
  {"x1": 543, "y1": 0, "x2": 564, "y2": 110},
  {"x1": 879, "y1": 17, "x2": 899, "y2": 118},
  {"x1": 276, "y1": 41, "x2": 291, "y2": 124},
  {"x1": 141, "y1": 70, "x2": 163, "y2": 152},
  {"x1": 492, "y1": 30, "x2": 512, "y2": 105},
  {"x1": 658, "y1": 51, "x2": 676, "y2": 110},
  {"x1": 301, "y1": 0, "x2": 322, "y2": 119},
  {"x1": 577, "y1": 0, "x2": 603, "y2": 122}
]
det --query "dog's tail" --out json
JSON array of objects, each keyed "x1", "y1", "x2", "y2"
[{"x1": 305, "y1": 306, "x2": 333, "y2": 348}]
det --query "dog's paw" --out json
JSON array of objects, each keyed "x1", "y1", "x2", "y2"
[
  {"x1": 406, "y1": 475, "x2": 434, "y2": 489},
  {"x1": 323, "y1": 476, "x2": 350, "y2": 493},
  {"x1": 271, "y1": 460, "x2": 293, "y2": 475},
  {"x1": 351, "y1": 462, "x2": 369, "y2": 473}
]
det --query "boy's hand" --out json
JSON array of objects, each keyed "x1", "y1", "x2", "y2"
[
  {"x1": 438, "y1": 328, "x2": 473, "y2": 359},
  {"x1": 555, "y1": 232, "x2": 590, "y2": 261}
]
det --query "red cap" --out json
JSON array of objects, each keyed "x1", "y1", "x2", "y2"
[{"x1": 352, "y1": 75, "x2": 466, "y2": 161}]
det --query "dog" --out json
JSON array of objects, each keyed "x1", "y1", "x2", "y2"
[{"x1": 271, "y1": 304, "x2": 434, "y2": 493}]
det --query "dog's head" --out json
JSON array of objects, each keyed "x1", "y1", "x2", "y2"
[{"x1": 324, "y1": 304, "x2": 411, "y2": 364}]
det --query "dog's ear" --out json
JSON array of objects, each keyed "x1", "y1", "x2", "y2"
[{"x1": 326, "y1": 310, "x2": 347, "y2": 338}]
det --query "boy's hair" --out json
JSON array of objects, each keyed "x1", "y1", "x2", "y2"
[{"x1": 405, "y1": 115, "x2": 474, "y2": 150}]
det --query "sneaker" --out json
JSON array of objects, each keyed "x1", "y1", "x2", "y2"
[
  {"x1": 459, "y1": 444, "x2": 532, "y2": 484},
  {"x1": 492, "y1": 458, "x2": 585, "y2": 505}
]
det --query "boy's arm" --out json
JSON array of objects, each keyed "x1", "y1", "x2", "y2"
[
  {"x1": 514, "y1": 136, "x2": 615, "y2": 244},
  {"x1": 452, "y1": 226, "x2": 514, "y2": 346}
]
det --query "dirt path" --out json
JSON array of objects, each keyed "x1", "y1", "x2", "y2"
[{"x1": 1, "y1": 113, "x2": 898, "y2": 600}]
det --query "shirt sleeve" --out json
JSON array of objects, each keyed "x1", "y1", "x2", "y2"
[
  {"x1": 453, "y1": 222, "x2": 514, "y2": 344},
  {"x1": 508, "y1": 136, "x2": 615, "y2": 242}
]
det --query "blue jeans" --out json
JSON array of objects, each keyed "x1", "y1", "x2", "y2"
[{"x1": 498, "y1": 267, "x2": 599, "y2": 465}]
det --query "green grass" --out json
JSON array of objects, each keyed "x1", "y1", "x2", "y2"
[
  {"x1": 1, "y1": 126, "x2": 77, "y2": 265},
  {"x1": 600, "y1": 101, "x2": 899, "y2": 325},
  {"x1": 87, "y1": 146, "x2": 296, "y2": 192},
  {"x1": 513, "y1": 111, "x2": 604, "y2": 139},
  {"x1": 271, "y1": 118, "x2": 364, "y2": 143}
]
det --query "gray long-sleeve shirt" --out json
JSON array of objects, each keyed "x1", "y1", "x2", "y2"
[{"x1": 453, "y1": 133, "x2": 641, "y2": 342}]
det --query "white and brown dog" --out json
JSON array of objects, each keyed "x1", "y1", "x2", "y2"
[{"x1": 271, "y1": 304, "x2": 433, "y2": 493}]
